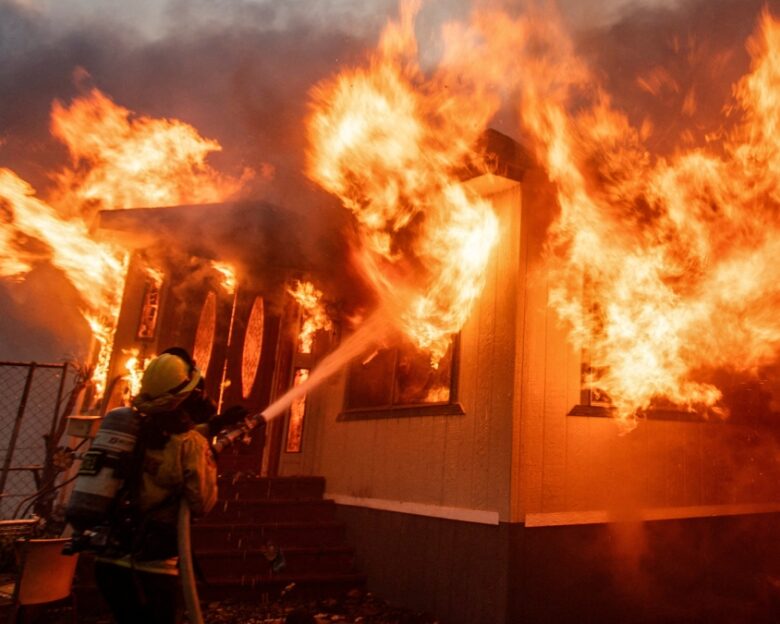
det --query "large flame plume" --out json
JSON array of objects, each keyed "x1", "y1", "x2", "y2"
[
  {"x1": 309, "y1": 2, "x2": 780, "y2": 426},
  {"x1": 288, "y1": 280, "x2": 333, "y2": 354},
  {"x1": 306, "y1": 0, "x2": 500, "y2": 366},
  {"x1": 467, "y1": 6, "x2": 780, "y2": 425},
  {"x1": 1, "y1": 87, "x2": 252, "y2": 399},
  {"x1": 502, "y1": 7, "x2": 780, "y2": 420}
]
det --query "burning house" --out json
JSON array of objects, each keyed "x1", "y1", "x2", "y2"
[
  {"x1": 95, "y1": 198, "x2": 347, "y2": 475},
  {"x1": 93, "y1": 123, "x2": 780, "y2": 624},
  {"x1": 5, "y1": 1, "x2": 780, "y2": 623}
]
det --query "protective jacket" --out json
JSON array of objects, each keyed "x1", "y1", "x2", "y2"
[{"x1": 96, "y1": 428, "x2": 217, "y2": 575}]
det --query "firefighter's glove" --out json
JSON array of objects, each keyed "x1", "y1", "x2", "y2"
[{"x1": 208, "y1": 405, "x2": 249, "y2": 435}]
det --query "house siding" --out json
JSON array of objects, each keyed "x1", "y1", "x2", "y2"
[{"x1": 282, "y1": 182, "x2": 523, "y2": 522}]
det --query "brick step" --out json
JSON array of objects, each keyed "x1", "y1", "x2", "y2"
[
  {"x1": 192, "y1": 521, "x2": 346, "y2": 549},
  {"x1": 197, "y1": 546, "x2": 357, "y2": 578},
  {"x1": 198, "y1": 572, "x2": 367, "y2": 602},
  {"x1": 206, "y1": 499, "x2": 336, "y2": 523},
  {"x1": 216, "y1": 476, "x2": 326, "y2": 501}
]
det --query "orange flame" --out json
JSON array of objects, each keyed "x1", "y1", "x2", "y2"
[
  {"x1": 122, "y1": 347, "x2": 154, "y2": 399},
  {"x1": 464, "y1": 7, "x2": 780, "y2": 425},
  {"x1": 306, "y1": 0, "x2": 499, "y2": 366},
  {"x1": 211, "y1": 260, "x2": 237, "y2": 295},
  {"x1": 288, "y1": 280, "x2": 333, "y2": 354},
  {"x1": 143, "y1": 265, "x2": 165, "y2": 287},
  {"x1": 49, "y1": 88, "x2": 253, "y2": 211},
  {"x1": 1, "y1": 88, "x2": 251, "y2": 399},
  {"x1": 309, "y1": 3, "x2": 780, "y2": 425}
]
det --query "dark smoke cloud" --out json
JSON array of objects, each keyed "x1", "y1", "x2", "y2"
[
  {"x1": 1, "y1": 0, "x2": 779, "y2": 362},
  {"x1": 577, "y1": 0, "x2": 780, "y2": 153},
  {"x1": 0, "y1": 0, "x2": 384, "y2": 360}
]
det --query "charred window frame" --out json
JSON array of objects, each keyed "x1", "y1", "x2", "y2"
[
  {"x1": 568, "y1": 277, "x2": 614, "y2": 417},
  {"x1": 338, "y1": 335, "x2": 464, "y2": 420}
]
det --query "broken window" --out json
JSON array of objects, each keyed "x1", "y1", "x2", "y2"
[{"x1": 341, "y1": 336, "x2": 460, "y2": 418}]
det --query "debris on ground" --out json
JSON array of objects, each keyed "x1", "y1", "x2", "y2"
[{"x1": 202, "y1": 588, "x2": 440, "y2": 624}]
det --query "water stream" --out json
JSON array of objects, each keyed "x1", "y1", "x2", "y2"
[{"x1": 262, "y1": 310, "x2": 390, "y2": 421}]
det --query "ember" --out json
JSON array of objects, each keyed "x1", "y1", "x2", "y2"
[
  {"x1": 211, "y1": 260, "x2": 238, "y2": 296},
  {"x1": 122, "y1": 347, "x2": 153, "y2": 399}
]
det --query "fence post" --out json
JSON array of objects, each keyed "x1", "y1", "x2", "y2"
[
  {"x1": 0, "y1": 364, "x2": 36, "y2": 497},
  {"x1": 50, "y1": 363, "x2": 69, "y2": 440}
]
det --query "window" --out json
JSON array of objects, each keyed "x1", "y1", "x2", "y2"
[
  {"x1": 136, "y1": 275, "x2": 162, "y2": 340},
  {"x1": 241, "y1": 296, "x2": 265, "y2": 399},
  {"x1": 568, "y1": 276, "x2": 703, "y2": 422},
  {"x1": 285, "y1": 368, "x2": 309, "y2": 453},
  {"x1": 192, "y1": 291, "x2": 217, "y2": 378},
  {"x1": 339, "y1": 335, "x2": 463, "y2": 420}
]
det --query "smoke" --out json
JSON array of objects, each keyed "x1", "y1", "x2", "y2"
[
  {"x1": 0, "y1": 0, "x2": 382, "y2": 360},
  {"x1": 2, "y1": 0, "x2": 779, "y2": 365},
  {"x1": 578, "y1": 0, "x2": 780, "y2": 154}
]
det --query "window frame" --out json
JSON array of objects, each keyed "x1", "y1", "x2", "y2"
[
  {"x1": 567, "y1": 274, "x2": 706, "y2": 423},
  {"x1": 337, "y1": 334, "x2": 465, "y2": 421}
]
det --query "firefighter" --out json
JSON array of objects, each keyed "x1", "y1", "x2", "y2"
[
  {"x1": 158, "y1": 346, "x2": 249, "y2": 436},
  {"x1": 93, "y1": 351, "x2": 218, "y2": 624}
]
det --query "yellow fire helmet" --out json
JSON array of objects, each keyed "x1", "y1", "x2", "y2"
[{"x1": 132, "y1": 353, "x2": 202, "y2": 414}]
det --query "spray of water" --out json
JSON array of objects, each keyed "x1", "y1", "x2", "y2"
[
  {"x1": 265, "y1": 310, "x2": 389, "y2": 420},
  {"x1": 212, "y1": 310, "x2": 389, "y2": 452}
]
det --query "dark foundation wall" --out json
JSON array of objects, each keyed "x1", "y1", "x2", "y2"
[
  {"x1": 336, "y1": 506, "x2": 511, "y2": 624},
  {"x1": 336, "y1": 506, "x2": 780, "y2": 624},
  {"x1": 512, "y1": 513, "x2": 780, "y2": 624}
]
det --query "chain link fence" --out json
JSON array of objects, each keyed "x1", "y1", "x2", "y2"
[{"x1": 0, "y1": 362, "x2": 71, "y2": 518}]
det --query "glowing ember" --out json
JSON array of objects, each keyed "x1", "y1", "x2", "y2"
[
  {"x1": 211, "y1": 260, "x2": 237, "y2": 295},
  {"x1": 0, "y1": 88, "x2": 251, "y2": 400},
  {"x1": 306, "y1": 0, "x2": 499, "y2": 366},
  {"x1": 143, "y1": 265, "x2": 165, "y2": 287},
  {"x1": 288, "y1": 280, "x2": 333, "y2": 354}
]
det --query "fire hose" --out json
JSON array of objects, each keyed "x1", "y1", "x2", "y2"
[
  {"x1": 178, "y1": 411, "x2": 268, "y2": 624},
  {"x1": 178, "y1": 498, "x2": 203, "y2": 624}
]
